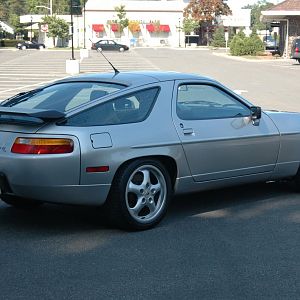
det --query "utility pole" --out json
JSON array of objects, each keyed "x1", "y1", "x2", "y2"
[
  {"x1": 50, "y1": 0, "x2": 53, "y2": 15},
  {"x1": 30, "y1": 15, "x2": 33, "y2": 41},
  {"x1": 70, "y1": 0, "x2": 75, "y2": 60},
  {"x1": 83, "y1": 0, "x2": 86, "y2": 49}
]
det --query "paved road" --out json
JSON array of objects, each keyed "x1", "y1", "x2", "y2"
[
  {"x1": 0, "y1": 48, "x2": 158, "y2": 101},
  {"x1": 0, "y1": 183, "x2": 299, "y2": 299},
  {"x1": 1, "y1": 47, "x2": 299, "y2": 111},
  {"x1": 136, "y1": 47, "x2": 300, "y2": 112},
  {"x1": 0, "y1": 47, "x2": 299, "y2": 299}
]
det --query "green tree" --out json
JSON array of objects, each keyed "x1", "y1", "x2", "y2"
[
  {"x1": 211, "y1": 26, "x2": 226, "y2": 47},
  {"x1": 243, "y1": 0, "x2": 274, "y2": 31},
  {"x1": 184, "y1": 0, "x2": 231, "y2": 45},
  {"x1": 0, "y1": 1, "x2": 10, "y2": 21},
  {"x1": 182, "y1": 18, "x2": 198, "y2": 35},
  {"x1": 26, "y1": 0, "x2": 39, "y2": 14},
  {"x1": 114, "y1": 5, "x2": 129, "y2": 33},
  {"x1": 42, "y1": 15, "x2": 69, "y2": 47}
]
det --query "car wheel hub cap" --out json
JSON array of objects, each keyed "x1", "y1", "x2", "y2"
[{"x1": 126, "y1": 165, "x2": 167, "y2": 223}]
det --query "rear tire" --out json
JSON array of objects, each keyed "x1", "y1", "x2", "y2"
[
  {"x1": 104, "y1": 159, "x2": 172, "y2": 230},
  {"x1": 97, "y1": 47, "x2": 103, "y2": 52},
  {"x1": 21, "y1": 45, "x2": 26, "y2": 50},
  {"x1": 1, "y1": 195, "x2": 43, "y2": 209},
  {"x1": 297, "y1": 59, "x2": 300, "y2": 64}
]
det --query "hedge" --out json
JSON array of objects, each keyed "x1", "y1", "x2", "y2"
[{"x1": 0, "y1": 39, "x2": 24, "y2": 47}]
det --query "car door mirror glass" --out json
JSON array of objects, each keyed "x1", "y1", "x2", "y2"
[{"x1": 250, "y1": 106, "x2": 261, "y2": 126}]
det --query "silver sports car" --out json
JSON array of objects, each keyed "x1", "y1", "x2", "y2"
[{"x1": 0, "y1": 71, "x2": 300, "y2": 230}]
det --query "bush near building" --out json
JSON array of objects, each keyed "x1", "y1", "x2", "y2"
[
  {"x1": 211, "y1": 26, "x2": 226, "y2": 47},
  {"x1": 230, "y1": 31, "x2": 264, "y2": 56},
  {"x1": 0, "y1": 39, "x2": 21, "y2": 47}
]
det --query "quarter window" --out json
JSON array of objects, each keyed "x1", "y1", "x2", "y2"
[
  {"x1": 64, "y1": 87, "x2": 160, "y2": 126},
  {"x1": 177, "y1": 84, "x2": 250, "y2": 120}
]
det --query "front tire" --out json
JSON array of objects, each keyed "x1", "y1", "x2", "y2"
[
  {"x1": 119, "y1": 47, "x2": 125, "y2": 52},
  {"x1": 105, "y1": 159, "x2": 172, "y2": 230},
  {"x1": 21, "y1": 45, "x2": 26, "y2": 50},
  {"x1": 1, "y1": 195, "x2": 43, "y2": 209}
]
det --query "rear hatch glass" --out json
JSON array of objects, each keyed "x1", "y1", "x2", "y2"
[
  {"x1": 0, "y1": 81, "x2": 125, "y2": 132},
  {"x1": 1, "y1": 81, "x2": 125, "y2": 113}
]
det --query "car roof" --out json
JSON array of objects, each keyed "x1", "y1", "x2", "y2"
[{"x1": 54, "y1": 71, "x2": 213, "y2": 87}]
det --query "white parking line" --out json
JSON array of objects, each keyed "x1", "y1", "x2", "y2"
[
  {"x1": 233, "y1": 90, "x2": 248, "y2": 95},
  {"x1": 0, "y1": 77, "x2": 68, "y2": 95}
]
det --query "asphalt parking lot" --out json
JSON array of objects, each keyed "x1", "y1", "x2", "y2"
[{"x1": 0, "y1": 47, "x2": 299, "y2": 299}]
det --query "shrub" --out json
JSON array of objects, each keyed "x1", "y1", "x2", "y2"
[
  {"x1": 230, "y1": 32, "x2": 264, "y2": 56},
  {"x1": 211, "y1": 26, "x2": 226, "y2": 48},
  {"x1": 0, "y1": 39, "x2": 22, "y2": 47},
  {"x1": 245, "y1": 34, "x2": 264, "y2": 55},
  {"x1": 230, "y1": 36, "x2": 246, "y2": 56}
]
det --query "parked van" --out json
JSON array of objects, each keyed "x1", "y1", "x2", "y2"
[{"x1": 291, "y1": 38, "x2": 300, "y2": 63}]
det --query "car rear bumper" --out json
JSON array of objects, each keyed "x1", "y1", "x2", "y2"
[{"x1": 0, "y1": 172, "x2": 110, "y2": 205}]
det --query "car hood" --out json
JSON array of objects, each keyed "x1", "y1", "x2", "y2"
[{"x1": 264, "y1": 110, "x2": 300, "y2": 135}]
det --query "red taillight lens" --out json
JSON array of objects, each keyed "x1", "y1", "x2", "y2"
[
  {"x1": 86, "y1": 166, "x2": 109, "y2": 173},
  {"x1": 11, "y1": 138, "x2": 74, "y2": 154},
  {"x1": 296, "y1": 47, "x2": 299, "y2": 53}
]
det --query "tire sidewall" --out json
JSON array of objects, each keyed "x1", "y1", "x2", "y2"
[{"x1": 110, "y1": 159, "x2": 172, "y2": 230}]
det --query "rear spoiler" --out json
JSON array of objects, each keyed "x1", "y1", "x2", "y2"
[{"x1": 0, "y1": 107, "x2": 65, "y2": 124}]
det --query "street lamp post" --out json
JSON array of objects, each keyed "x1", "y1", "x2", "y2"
[
  {"x1": 70, "y1": 0, "x2": 75, "y2": 60},
  {"x1": 30, "y1": 15, "x2": 33, "y2": 41},
  {"x1": 36, "y1": 1, "x2": 52, "y2": 15},
  {"x1": 178, "y1": 18, "x2": 181, "y2": 47},
  {"x1": 83, "y1": 0, "x2": 86, "y2": 49}
]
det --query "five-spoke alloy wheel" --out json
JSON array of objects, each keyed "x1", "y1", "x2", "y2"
[{"x1": 106, "y1": 159, "x2": 172, "y2": 230}]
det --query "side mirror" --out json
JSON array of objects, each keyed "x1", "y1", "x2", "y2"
[{"x1": 250, "y1": 106, "x2": 261, "y2": 125}]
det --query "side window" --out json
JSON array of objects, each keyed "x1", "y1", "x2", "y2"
[
  {"x1": 64, "y1": 87, "x2": 160, "y2": 126},
  {"x1": 177, "y1": 84, "x2": 250, "y2": 120}
]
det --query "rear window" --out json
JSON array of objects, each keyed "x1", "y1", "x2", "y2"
[{"x1": 1, "y1": 82, "x2": 125, "y2": 113}]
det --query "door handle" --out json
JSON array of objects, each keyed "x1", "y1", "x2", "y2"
[{"x1": 183, "y1": 128, "x2": 194, "y2": 135}]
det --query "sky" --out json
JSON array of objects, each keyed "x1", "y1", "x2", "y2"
[{"x1": 227, "y1": 0, "x2": 281, "y2": 9}]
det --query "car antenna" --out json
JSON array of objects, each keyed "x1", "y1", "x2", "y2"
[{"x1": 90, "y1": 39, "x2": 120, "y2": 75}]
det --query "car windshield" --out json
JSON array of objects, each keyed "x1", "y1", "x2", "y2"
[{"x1": 1, "y1": 82, "x2": 126, "y2": 113}]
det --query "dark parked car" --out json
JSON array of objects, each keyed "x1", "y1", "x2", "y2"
[
  {"x1": 16, "y1": 41, "x2": 46, "y2": 50},
  {"x1": 291, "y1": 38, "x2": 300, "y2": 63},
  {"x1": 91, "y1": 39, "x2": 129, "y2": 52}
]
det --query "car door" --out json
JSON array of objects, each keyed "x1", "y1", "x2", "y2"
[
  {"x1": 172, "y1": 81, "x2": 280, "y2": 182},
  {"x1": 107, "y1": 40, "x2": 116, "y2": 51},
  {"x1": 98, "y1": 40, "x2": 108, "y2": 50}
]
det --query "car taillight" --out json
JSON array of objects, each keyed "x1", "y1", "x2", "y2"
[
  {"x1": 296, "y1": 47, "x2": 299, "y2": 53},
  {"x1": 11, "y1": 138, "x2": 74, "y2": 154}
]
